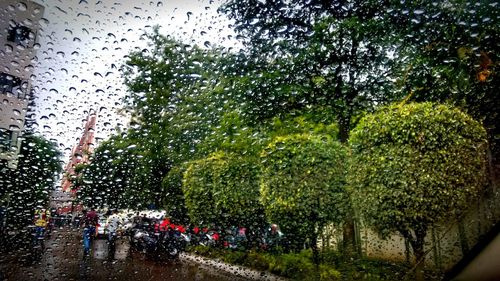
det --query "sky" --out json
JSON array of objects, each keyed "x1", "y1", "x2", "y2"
[{"x1": 30, "y1": 0, "x2": 238, "y2": 158}]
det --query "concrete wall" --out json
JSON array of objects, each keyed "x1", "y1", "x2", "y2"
[
  {"x1": 319, "y1": 188, "x2": 500, "y2": 271},
  {"x1": 0, "y1": 0, "x2": 44, "y2": 168}
]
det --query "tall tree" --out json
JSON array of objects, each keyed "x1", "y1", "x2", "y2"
[
  {"x1": 77, "y1": 134, "x2": 145, "y2": 209},
  {"x1": 260, "y1": 133, "x2": 348, "y2": 263},
  {"x1": 349, "y1": 102, "x2": 488, "y2": 280},
  {"x1": 219, "y1": 0, "x2": 402, "y2": 255},
  {"x1": 390, "y1": 0, "x2": 499, "y2": 168},
  {"x1": 0, "y1": 135, "x2": 62, "y2": 228},
  {"x1": 219, "y1": 0, "x2": 401, "y2": 141}
]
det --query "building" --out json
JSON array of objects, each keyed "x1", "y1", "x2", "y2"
[
  {"x1": 52, "y1": 111, "x2": 96, "y2": 214},
  {"x1": 0, "y1": 0, "x2": 44, "y2": 169},
  {"x1": 61, "y1": 111, "x2": 97, "y2": 193}
]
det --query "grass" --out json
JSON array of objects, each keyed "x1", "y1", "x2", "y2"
[{"x1": 187, "y1": 246, "x2": 443, "y2": 280}]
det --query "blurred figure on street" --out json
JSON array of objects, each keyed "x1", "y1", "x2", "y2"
[{"x1": 106, "y1": 209, "x2": 122, "y2": 259}]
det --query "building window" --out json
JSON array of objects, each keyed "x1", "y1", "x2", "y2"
[
  {"x1": 0, "y1": 130, "x2": 15, "y2": 152},
  {"x1": 0, "y1": 73, "x2": 27, "y2": 99},
  {"x1": 7, "y1": 23, "x2": 32, "y2": 47}
]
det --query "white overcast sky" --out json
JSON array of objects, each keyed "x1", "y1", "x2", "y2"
[{"x1": 31, "y1": 0, "x2": 238, "y2": 157}]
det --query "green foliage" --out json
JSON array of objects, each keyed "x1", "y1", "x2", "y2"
[
  {"x1": 183, "y1": 154, "x2": 222, "y2": 226},
  {"x1": 77, "y1": 134, "x2": 147, "y2": 209},
  {"x1": 219, "y1": 0, "x2": 402, "y2": 141},
  {"x1": 189, "y1": 246, "x2": 342, "y2": 281},
  {"x1": 199, "y1": 110, "x2": 262, "y2": 157},
  {"x1": 349, "y1": 102, "x2": 488, "y2": 266},
  {"x1": 0, "y1": 135, "x2": 62, "y2": 228},
  {"x1": 390, "y1": 1, "x2": 500, "y2": 161},
  {"x1": 161, "y1": 165, "x2": 189, "y2": 224},
  {"x1": 183, "y1": 152, "x2": 264, "y2": 228},
  {"x1": 121, "y1": 28, "x2": 234, "y2": 167},
  {"x1": 263, "y1": 108, "x2": 339, "y2": 140},
  {"x1": 260, "y1": 133, "x2": 348, "y2": 249}
]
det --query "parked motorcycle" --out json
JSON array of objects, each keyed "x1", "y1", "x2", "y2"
[{"x1": 129, "y1": 227, "x2": 189, "y2": 260}]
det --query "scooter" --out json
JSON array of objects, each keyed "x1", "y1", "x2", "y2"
[{"x1": 129, "y1": 228, "x2": 189, "y2": 260}]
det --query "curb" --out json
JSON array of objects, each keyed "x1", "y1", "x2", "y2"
[{"x1": 180, "y1": 252, "x2": 287, "y2": 281}]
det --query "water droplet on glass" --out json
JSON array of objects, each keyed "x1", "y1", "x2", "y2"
[{"x1": 16, "y1": 2, "x2": 27, "y2": 11}]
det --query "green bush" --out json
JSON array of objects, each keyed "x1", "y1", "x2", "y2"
[
  {"x1": 260, "y1": 133, "x2": 348, "y2": 250},
  {"x1": 277, "y1": 253, "x2": 315, "y2": 278},
  {"x1": 349, "y1": 102, "x2": 488, "y2": 276},
  {"x1": 319, "y1": 265, "x2": 341, "y2": 281},
  {"x1": 221, "y1": 250, "x2": 247, "y2": 264},
  {"x1": 244, "y1": 251, "x2": 271, "y2": 271}
]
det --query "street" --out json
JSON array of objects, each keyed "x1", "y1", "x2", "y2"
[{"x1": 0, "y1": 227, "x2": 243, "y2": 281}]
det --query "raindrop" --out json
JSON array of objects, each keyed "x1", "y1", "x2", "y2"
[
  {"x1": 5, "y1": 44, "x2": 13, "y2": 53},
  {"x1": 16, "y1": 2, "x2": 27, "y2": 11},
  {"x1": 39, "y1": 18, "x2": 49, "y2": 27},
  {"x1": 55, "y1": 6, "x2": 68, "y2": 14}
]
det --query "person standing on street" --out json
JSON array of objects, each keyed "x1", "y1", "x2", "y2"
[
  {"x1": 82, "y1": 208, "x2": 99, "y2": 256},
  {"x1": 106, "y1": 209, "x2": 122, "y2": 259}
]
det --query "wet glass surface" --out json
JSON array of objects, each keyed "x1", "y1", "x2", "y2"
[{"x1": 0, "y1": 0, "x2": 498, "y2": 280}]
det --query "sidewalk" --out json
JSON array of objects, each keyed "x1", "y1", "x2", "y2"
[{"x1": 180, "y1": 252, "x2": 287, "y2": 281}]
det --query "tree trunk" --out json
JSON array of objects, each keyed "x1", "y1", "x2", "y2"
[
  {"x1": 342, "y1": 215, "x2": 358, "y2": 257},
  {"x1": 311, "y1": 232, "x2": 320, "y2": 266},
  {"x1": 310, "y1": 214, "x2": 320, "y2": 280},
  {"x1": 413, "y1": 230, "x2": 427, "y2": 281},
  {"x1": 338, "y1": 115, "x2": 350, "y2": 143},
  {"x1": 338, "y1": 115, "x2": 360, "y2": 258},
  {"x1": 458, "y1": 219, "x2": 470, "y2": 255}
]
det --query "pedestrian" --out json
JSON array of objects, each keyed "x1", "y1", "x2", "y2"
[
  {"x1": 81, "y1": 208, "x2": 99, "y2": 256},
  {"x1": 106, "y1": 209, "x2": 122, "y2": 259},
  {"x1": 82, "y1": 220, "x2": 92, "y2": 256}
]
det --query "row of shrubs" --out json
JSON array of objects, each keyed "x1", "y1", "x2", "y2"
[
  {"x1": 190, "y1": 245, "x2": 340, "y2": 280},
  {"x1": 187, "y1": 246, "x2": 439, "y2": 281}
]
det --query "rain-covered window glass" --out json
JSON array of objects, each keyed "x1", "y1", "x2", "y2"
[
  {"x1": 0, "y1": 129, "x2": 17, "y2": 152},
  {"x1": 0, "y1": 0, "x2": 498, "y2": 281},
  {"x1": 0, "y1": 73, "x2": 25, "y2": 99},
  {"x1": 7, "y1": 23, "x2": 31, "y2": 47}
]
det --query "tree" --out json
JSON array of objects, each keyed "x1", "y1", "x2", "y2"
[
  {"x1": 77, "y1": 134, "x2": 145, "y2": 209},
  {"x1": 260, "y1": 133, "x2": 348, "y2": 264},
  {"x1": 182, "y1": 152, "x2": 264, "y2": 230},
  {"x1": 0, "y1": 135, "x2": 62, "y2": 228},
  {"x1": 219, "y1": 0, "x2": 401, "y2": 141},
  {"x1": 211, "y1": 152, "x2": 264, "y2": 229},
  {"x1": 182, "y1": 155, "x2": 222, "y2": 227},
  {"x1": 390, "y1": 0, "x2": 500, "y2": 167},
  {"x1": 121, "y1": 27, "x2": 232, "y2": 166},
  {"x1": 161, "y1": 165, "x2": 190, "y2": 224},
  {"x1": 219, "y1": 1, "x2": 403, "y2": 253},
  {"x1": 348, "y1": 102, "x2": 488, "y2": 280}
]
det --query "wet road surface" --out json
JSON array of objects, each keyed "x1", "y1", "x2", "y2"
[{"x1": 0, "y1": 227, "x2": 243, "y2": 281}]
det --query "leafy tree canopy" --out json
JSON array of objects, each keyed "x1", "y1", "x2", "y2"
[
  {"x1": 260, "y1": 133, "x2": 348, "y2": 249},
  {"x1": 183, "y1": 152, "x2": 263, "y2": 228},
  {"x1": 348, "y1": 102, "x2": 488, "y2": 271},
  {"x1": 0, "y1": 135, "x2": 62, "y2": 228}
]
